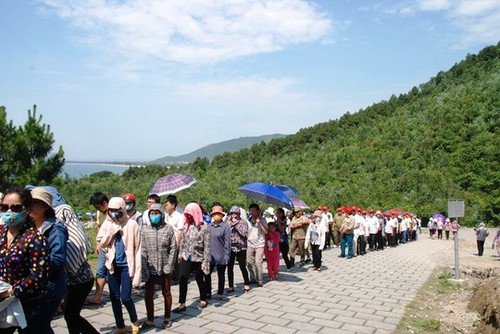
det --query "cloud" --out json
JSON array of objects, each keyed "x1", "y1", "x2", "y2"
[
  {"x1": 417, "y1": 0, "x2": 500, "y2": 47},
  {"x1": 362, "y1": 1, "x2": 500, "y2": 47},
  {"x1": 39, "y1": 0, "x2": 332, "y2": 65}
]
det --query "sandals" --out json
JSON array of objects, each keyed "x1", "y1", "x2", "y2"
[
  {"x1": 162, "y1": 319, "x2": 172, "y2": 329},
  {"x1": 197, "y1": 300, "x2": 208, "y2": 309}
]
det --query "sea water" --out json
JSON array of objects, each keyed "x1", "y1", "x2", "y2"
[{"x1": 61, "y1": 162, "x2": 131, "y2": 179}]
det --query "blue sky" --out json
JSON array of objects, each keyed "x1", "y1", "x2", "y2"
[{"x1": 1, "y1": 0, "x2": 498, "y2": 161}]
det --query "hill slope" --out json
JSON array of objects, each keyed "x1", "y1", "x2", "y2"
[
  {"x1": 59, "y1": 43, "x2": 499, "y2": 225},
  {"x1": 149, "y1": 134, "x2": 287, "y2": 164}
]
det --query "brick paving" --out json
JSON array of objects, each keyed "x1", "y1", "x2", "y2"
[{"x1": 52, "y1": 229, "x2": 456, "y2": 333}]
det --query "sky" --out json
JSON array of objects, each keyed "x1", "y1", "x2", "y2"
[{"x1": 0, "y1": 0, "x2": 498, "y2": 161}]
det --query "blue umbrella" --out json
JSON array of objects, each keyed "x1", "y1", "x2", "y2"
[
  {"x1": 239, "y1": 182, "x2": 294, "y2": 209},
  {"x1": 276, "y1": 184, "x2": 300, "y2": 197},
  {"x1": 25, "y1": 185, "x2": 67, "y2": 208}
]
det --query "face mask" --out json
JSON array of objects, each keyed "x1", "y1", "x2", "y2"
[
  {"x1": 150, "y1": 214, "x2": 162, "y2": 225},
  {"x1": 1, "y1": 211, "x2": 26, "y2": 227},
  {"x1": 109, "y1": 210, "x2": 124, "y2": 221},
  {"x1": 125, "y1": 204, "x2": 134, "y2": 211}
]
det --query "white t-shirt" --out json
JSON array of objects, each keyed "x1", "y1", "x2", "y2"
[
  {"x1": 165, "y1": 210, "x2": 184, "y2": 241},
  {"x1": 366, "y1": 216, "x2": 379, "y2": 234},
  {"x1": 247, "y1": 217, "x2": 268, "y2": 248}
]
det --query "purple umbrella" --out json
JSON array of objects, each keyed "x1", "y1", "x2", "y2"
[
  {"x1": 291, "y1": 198, "x2": 309, "y2": 210},
  {"x1": 432, "y1": 213, "x2": 446, "y2": 223},
  {"x1": 150, "y1": 173, "x2": 196, "y2": 196}
]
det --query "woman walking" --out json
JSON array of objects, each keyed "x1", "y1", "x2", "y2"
[
  {"x1": 97, "y1": 197, "x2": 141, "y2": 334},
  {"x1": 173, "y1": 203, "x2": 211, "y2": 312},
  {"x1": 474, "y1": 222, "x2": 489, "y2": 256},
  {"x1": 305, "y1": 210, "x2": 326, "y2": 271},
  {"x1": 56, "y1": 203, "x2": 99, "y2": 334},
  {"x1": 276, "y1": 208, "x2": 292, "y2": 271},
  {"x1": 141, "y1": 204, "x2": 176, "y2": 330},
  {"x1": 207, "y1": 205, "x2": 231, "y2": 300},
  {"x1": 0, "y1": 188, "x2": 51, "y2": 334},
  {"x1": 226, "y1": 206, "x2": 250, "y2": 292},
  {"x1": 29, "y1": 187, "x2": 69, "y2": 331}
]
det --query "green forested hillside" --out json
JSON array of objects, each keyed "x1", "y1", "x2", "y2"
[
  {"x1": 149, "y1": 134, "x2": 287, "y2": 164},
  {"x1": 57, "y1": 43, "x2": 499, "y2": 226}
]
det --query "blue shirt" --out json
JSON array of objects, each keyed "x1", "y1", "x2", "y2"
[
  {"x1": 209, "y1": 222, "x2": 231, "y2": 265},
  {"x1": 114, "y1": 232, "x2": 128, "y2": 267}
]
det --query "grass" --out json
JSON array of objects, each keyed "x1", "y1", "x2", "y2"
[
  {"x1": 85, "y1": 226, "x2": 99, "y2": 273},
  {"x1": 394, "y1": 268, "x2": 457, "y2": 334}
]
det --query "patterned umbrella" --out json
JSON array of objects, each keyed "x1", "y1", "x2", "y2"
[
  {"x1": 150, "y1": 173, "x2": 196, "y2": 196},
  {"x1": 239, "y1": 182, "x2": 294, "y2": 209},
  {"x1": 291, "y1": 198, "x2": 309, "y2": 210}
]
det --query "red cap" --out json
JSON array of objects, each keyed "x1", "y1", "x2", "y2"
[{"x1": 122, "y1": 193, "x2": 136, "y2": 202}]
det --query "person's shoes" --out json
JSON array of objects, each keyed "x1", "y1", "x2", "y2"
[
  {"x1": 216, "y1": 294, "x2": 223, "y2": 301},
  {"x1": 83, "y1": 299, "x2": 103, "y2": 306},
  {"x1": 305, "y1": 258, "x2": 311, "y2": 263},
  {"x1": 198, "y1": 300, "x2": 208, "y2": 309},
  {"x1": 226, "y1": 287, "x2": 235, "y2": 293},
  {"x1": 257, "y1": 282, "x2": 263, "y2": 287},
  {"x1": 131, "y1": 321, "x2": 140, "y2": 334},
  {"x1": 140, "y1": 321, "x2": 155, "y2": 330},
  {"x1": 244, "y1": 285, "x2": 250, "y2": 292},
  {"x1": 338, "y1": 255, "x2": 345, "y2": 258},
  {"x1": 317, "y1": 267, "x2": 321, "y2": 271},
  {"x1": 346, "y1": 256, "x2": 353, "y2": 259},
  {"x1": 172, "y1": 305, "x2": 187, "y2": 313},
  {"x1": 162, "y1": 319, "x2": 172, "y2": 329},
  {"x1": 110, "y1": 327, "x2": 127, "y2": 334}
]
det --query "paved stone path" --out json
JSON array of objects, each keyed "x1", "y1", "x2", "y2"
[{"x1": 52, "y1": 230, "x2": 456, "y2": 334}]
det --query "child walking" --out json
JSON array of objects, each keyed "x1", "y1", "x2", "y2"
[{"x1": 264, "y1": 222, "x2": 280, "y2": 281}]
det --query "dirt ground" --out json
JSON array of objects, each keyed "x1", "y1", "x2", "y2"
[{"x1": 396, "y1": 228, "x2": 500, "y2": 334}]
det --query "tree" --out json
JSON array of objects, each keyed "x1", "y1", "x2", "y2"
[{"x1": 0, "y1": 105, "x2": 65, "y2": 189}]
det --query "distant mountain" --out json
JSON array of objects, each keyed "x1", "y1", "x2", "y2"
[{"x1": 149, "y1": 134, "x2": 287, "y2": 164}]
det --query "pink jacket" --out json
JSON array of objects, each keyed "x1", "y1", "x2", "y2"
[{"x1": 97, "y1": 197, "x2": 142, "y2": 287}]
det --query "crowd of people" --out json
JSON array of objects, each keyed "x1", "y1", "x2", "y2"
[{"x1": 0, "y1": 187, "x2": 498, "y2": 334}]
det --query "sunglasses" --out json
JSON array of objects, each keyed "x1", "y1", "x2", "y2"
[{"x1": 0, "y1": 204, "x2": 24, "y2": 213}]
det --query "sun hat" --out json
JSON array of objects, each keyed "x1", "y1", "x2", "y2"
[
  {"x1": 149, "y1": 203, "x2": 163, "y2": 213},
  {"x1": 30, "y1": 187, "x2": 53, "y2": 208},
  {"x1": 211, "y1": 205, "x2": 224, "y2": 216},
  {"x1": 229, "y1": 206, "x2": 240, "y2": 214},
  {"x1": 265, "y1": 207, "x2": 275, "y2": 216},
  {"x1": 311, "y1": 210, "x2": 322, "y2": 217}
]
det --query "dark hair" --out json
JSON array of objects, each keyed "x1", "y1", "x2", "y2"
[
  {"x1": 277, "y1": 208, "x2": 285, "y2": 216},
  {"x1": 165, "y1": 194, "x2": 177, "y2": 207},
  {"x1": 147, "y1": 194, "x2": 160, "y2": 203},
  {"x1": 249, "y1": 203, "x2": 260, "y2": 211},
  {"x1": 89, "y1": 192, "x2": 109, "y2": 206},
  {"x1": 3, "y1": 188, "x2": 32, "y2": 208},
  {"x1": 268, "y1": 221, "x2": 276, "y2": 228}
]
